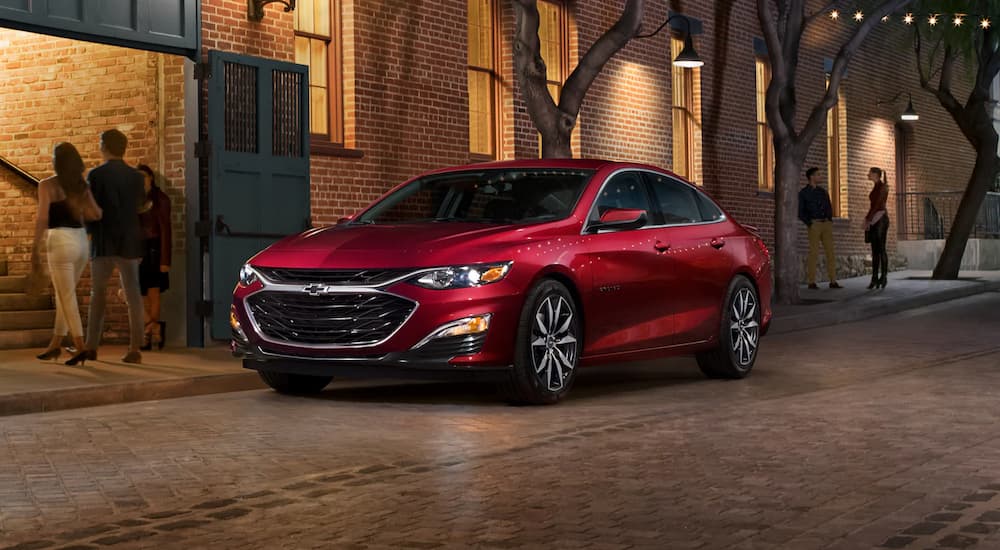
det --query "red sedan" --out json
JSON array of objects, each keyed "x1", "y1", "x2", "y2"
[{"x1": 231, "y1": 159, "x2": 772, "y2": 404}]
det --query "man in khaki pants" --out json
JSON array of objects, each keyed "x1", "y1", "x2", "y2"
[{"x1": 798, "y1": 167, "x2": 842, "y2": 289}]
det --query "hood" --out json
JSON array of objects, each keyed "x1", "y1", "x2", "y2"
[{"x1": 250, "y1": 222, "x2": 560, "y2": 269}]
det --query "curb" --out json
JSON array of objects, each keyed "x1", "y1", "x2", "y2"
[
  {"x1": 0, "y1": 371, "x2": 264, "y2": 418},
  {"x1": 771, "y1": 280, "x2": 1000, "y2": 335}
]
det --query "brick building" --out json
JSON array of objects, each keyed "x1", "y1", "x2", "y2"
[{"x1": 0, "y1": 1, "x2": 979, "y2": 348}]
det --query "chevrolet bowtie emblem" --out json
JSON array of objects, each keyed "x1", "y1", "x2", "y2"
[{"x1": 302, "y1": 283, "x2": 331, "y2": 296}]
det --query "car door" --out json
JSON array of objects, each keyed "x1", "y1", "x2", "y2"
[
  {"x1": 643, "y1": 172, "x2": 734, "y2": 345},
  {"x1": 581, "y1": 170, "x2": 675, "y2": 356}
]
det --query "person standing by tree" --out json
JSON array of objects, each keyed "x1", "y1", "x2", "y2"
[
  {"x1": 864, "y1": 167, "x2": 890, "y2": 289},
  {"x1": 798, "y1": 167, "x2": 842, "y2": 290},
  {"x1": 71, "y1": 129, "x2": 146, "y2": 366}
]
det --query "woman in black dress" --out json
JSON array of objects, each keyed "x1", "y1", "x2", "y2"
[{"x1": 137, "y1": 165, "x2": 172, "y2": 349}]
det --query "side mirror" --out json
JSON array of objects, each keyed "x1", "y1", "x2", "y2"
[
  {"x1": 588, "y1": 208, "x2": 648, "y2": 233},
  {"x1": 336, "y1": 216, "x2": 353, "y2": 225}
]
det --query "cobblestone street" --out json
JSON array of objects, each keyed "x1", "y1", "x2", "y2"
[{"x1": 1, "y1": 292, "x2": 999, "y2": 550}]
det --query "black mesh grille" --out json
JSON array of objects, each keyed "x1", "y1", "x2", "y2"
[
  {"x1": 410, "y1": 334, "x2": 486, "y2": 359},
  {"x1": 247, "y1": 291, "x2": 415, "y2": 346},
  {"x1": 256, "y1": 268, "x2": 411, "y2": 287}
]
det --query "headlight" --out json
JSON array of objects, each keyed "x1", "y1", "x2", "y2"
[
  {"x1": 238, "y1": 264, "x2": 259, "y2": 287},
  {"x1": 411, "y1": 262, "x2": 512, "y2": 290}
]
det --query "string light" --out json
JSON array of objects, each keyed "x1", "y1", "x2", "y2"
[
  {"x1": 854, "y1": 10, "x2": 864, "y2": 21},
  {"x1": 881, "y1": 15, "x2": 889, "y2": 22},
  {"x1": 827, "y1": 8, "x2": 994, "y2": 31},
  {"x1": 953, "y1": 15, "x2": 963, "y2": 26},
  {"x1": 981, "y1": 18, "x2": 991, "y2": 29},
  {"x1": 830, "y1": 10, "x2": 839, "y2": 20},
  {"x1": 928, "y1": 15, "x2": 938, "y2": 26},
  {"x1": 903, "y1": 13, "x2": 914, "y2": 24}
]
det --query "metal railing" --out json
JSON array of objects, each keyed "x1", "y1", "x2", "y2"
[
  {"x1": 896, "y1": 191, "x2": 1000, "y2": 240},
  {"x1": 0, "y1": 153, "x2": 39, "y2": 187}
]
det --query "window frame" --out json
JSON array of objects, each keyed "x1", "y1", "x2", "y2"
[
  {"x1": 825, "y1": 74, "x2": 847, "y2": 217},
  {"x1": 468, "y1": 0, "x2": 503, "y2": 160},
  {"x1": 294, "y1": 0, "x2": 344, "y2": 145},
  {"x1": 536, "y1": 0, "x2": 570, "y2": 157},
  {"x1": 755, "y1": 57, "x2": 775, "y2": 193}
]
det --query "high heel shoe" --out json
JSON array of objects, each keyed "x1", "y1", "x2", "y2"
[
  {"x1": 157, "y1": 321, "x2": 166, "y2": 350},
  {"x1": 36, "y1": 348, "x2": 61, "y2": 361},
  {"x1": 65, "y1": 349, "x2": 96, "y2": 366},
  {"x1": 867, "y1": 278, "x2": 878, "y2": 290},
  {"x1": 877, "y1": 276, "x2": 887, "y2": 289},
  {"x1": 140, "y1": 323, "x2": 154, "y2": 351}
]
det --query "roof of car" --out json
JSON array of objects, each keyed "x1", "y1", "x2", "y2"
[{"x1": 418, "y1": 158, "x2": 688, "y2": 184}]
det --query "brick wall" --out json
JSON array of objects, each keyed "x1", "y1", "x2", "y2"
[{"x1": 0, "y1": 30, "x2": 186, "y2": 342}]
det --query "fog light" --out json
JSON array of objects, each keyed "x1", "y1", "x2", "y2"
[
  {"x1": 230, "y1": 305, "x2": 242, "y2": 331},
  {"x1": 414, "y1": 314, "x2": 492, "y2": 349}
]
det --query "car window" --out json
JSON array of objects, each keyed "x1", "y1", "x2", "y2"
[
  {"x1": 645, "y1": 173, "x2": 705, "y2": 225},
  {"x1": 694, "y1": 190, "x2": 725, "y2": 222},
  {"x1": 589, "y1": 171, "x2": 651, "y2": 224}
]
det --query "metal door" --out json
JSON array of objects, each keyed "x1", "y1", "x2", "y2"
[
  {"x1": 207, "y1": 51, "x2": 310, "y2": 339},
  {"x1": 0, "y1": 0, "x2": 198, "y2": 58}
]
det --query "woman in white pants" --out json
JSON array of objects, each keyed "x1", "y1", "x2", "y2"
[{"x1": 30, "y1": 143, "x2": 102, "y2": 364}]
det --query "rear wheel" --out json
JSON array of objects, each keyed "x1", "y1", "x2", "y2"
[
  {"x1": 696, "y1": 276, "x2": 761, "y2": 379},
  {"x1": 258, "y1": 370, "x2": 333, "y2": 394},
  {"x1": 500, "y1": 280, "x2": 581, "y2": 405}
]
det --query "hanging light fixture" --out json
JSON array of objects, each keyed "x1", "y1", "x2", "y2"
[
  {"x1": 900, "y1": 95, "x2": 919, "y2": 121},
  {"x1": 673, "y1": 33, "x2": 704, "y2": 68}
]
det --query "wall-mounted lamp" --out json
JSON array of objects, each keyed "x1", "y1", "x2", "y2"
[
  {"x1": 248, "y1": 0, "x2": 296, "y2": 22},
  {"x1": 877, "y1": 91, "x2": 919, "y2": 122},
  {"x1": 636, "y1": 14, "x2": 705, "y2": 68}
]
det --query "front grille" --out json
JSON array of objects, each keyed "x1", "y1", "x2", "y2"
[
  {"x1": 410, "y1": 334, "x2": 486, "y2": 359},
  {"x1": 256, "y1": 267, "x2": 411, "y2": 287},
  {"x1": 247, "y1": 291, "x2": 415, "y2": 346}
]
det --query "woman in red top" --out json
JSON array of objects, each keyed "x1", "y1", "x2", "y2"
[
  {"x1": 864, "y1": 167, "x2": 890, "y2": 289},
  {"x1": 137, "y1": 165, "x2": 172, "y2": 349}
]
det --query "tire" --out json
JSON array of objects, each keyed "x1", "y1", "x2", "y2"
[
  {"x1": 500, "y1": 280, "x2": 581, "y2": 405},
  {"x1": 258, "y1": 370, "x2": 333, "y2": 395},
  {"x1": 696, "y1": 276, "x2": 761, "y2": 379}
]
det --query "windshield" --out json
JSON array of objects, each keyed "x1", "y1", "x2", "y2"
[{"x1": 354, "y1": 169, "x2": 595, "y2": 225}]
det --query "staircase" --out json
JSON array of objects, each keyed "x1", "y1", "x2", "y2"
[{"x1": 0, "y1": 259, "x2": 56, "y2": 349}]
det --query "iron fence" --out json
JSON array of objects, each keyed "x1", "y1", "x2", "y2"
[{"x1": 896, "y1": 191, "x2": 1000, "y2": 241}]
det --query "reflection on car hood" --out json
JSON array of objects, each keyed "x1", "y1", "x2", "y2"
[{"x1": 250, "y1": 222, "x2": 555, "y2": 269}]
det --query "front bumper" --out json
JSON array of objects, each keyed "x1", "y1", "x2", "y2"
[
  {"x1": 231, "y1": 276, "x2": 523, "y2": 371},
  {"x1": 241, "y1": 351, "x2": 512, "y2": 381}
]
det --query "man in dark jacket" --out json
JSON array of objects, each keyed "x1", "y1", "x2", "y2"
[
  {"x1": 798, "y1": 167, "x2": 842, "y2": 290},
  {"x1": 83, "y1": 129, "x2": 145, "y2": 364}
]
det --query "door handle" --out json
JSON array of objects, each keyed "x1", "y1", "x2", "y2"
[
  {"x1": 710, "y1": 237, "x2": 726, "y2": 249},
  {"x1": 654, "y1": 240, "x2": 671, "y2": 253}
]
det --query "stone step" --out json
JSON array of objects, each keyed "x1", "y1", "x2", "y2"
[
  {"x1": 0, "y1": 275, "x2": 27, "y2": 294},
  {"x1": 0, "y1": 328, "x2": 51, "y2": 350},
  {"x1": 0, "y1": 294, "x2": 52, "y2": 312},
  {"x1": 0, "y1": 310, "x2": 56, "y2": 330}
]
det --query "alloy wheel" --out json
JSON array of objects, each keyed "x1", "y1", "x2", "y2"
[
  {"x1": 530, "y1": 295, "x2": 578, "y2": 392},
  {"x1": 729, "y1": 287, "x2": 760, "y2": 367}
]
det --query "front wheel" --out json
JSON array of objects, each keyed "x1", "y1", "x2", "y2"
[
  {"x1": 696, "y1": 276, "x2": 761, "y2": 379},
  {"x1": 500, "y1": 280, "x2": 581, "y2": 405},
  {"x1": 258, "y1": 370, "x2": 333, "y2": 394}
]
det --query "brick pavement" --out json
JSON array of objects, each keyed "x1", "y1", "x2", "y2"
[{"x1": 0, "y1": 292, "x2": 998, "y2": 549}]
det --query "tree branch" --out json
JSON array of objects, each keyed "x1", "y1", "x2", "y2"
[
  {"x1": 757, "y1": 0, "x2": 791, "y2": 141},
  {"x1": 560, "y1": 0, "x2": 645, "y2": 121}
]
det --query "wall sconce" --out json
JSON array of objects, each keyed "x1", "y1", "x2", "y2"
[
  {"x1": 636, "y1": 14, "x2": 705, "y2": 68},
  {"x1": 876, "y1": 91, "x2": 919, "y2": 122},
  {"x1": 249, "y1": 0, "x2": 296, "y2": 22}
]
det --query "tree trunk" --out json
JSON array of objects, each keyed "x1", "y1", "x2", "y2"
[
  {"x1": 540, "y1": 127, "x2": 573, "y2": 159},
  {"x1": 932, "y1": 144, "x2": 1000, "y2": 279},
  {"x1": 773, "y1": 144, "x2": 807, "y2": 305}
]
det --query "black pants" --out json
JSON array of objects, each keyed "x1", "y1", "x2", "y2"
[{"x1": 869, "y1": 216, "x2": 890, "y2": 281}]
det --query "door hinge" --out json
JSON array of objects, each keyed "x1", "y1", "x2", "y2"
[
  {"x1": 195, "y1": 300, "x2": 213, "y2": 318},
  {"x1": 194, "y1": 141, "x2": 211, "y2": 159},
  {"x1": 195, "y1": 220, "x2": 212, "y2": 238},
  {"x1": 193, "y1": 62, "x2": 212, "y2": 81}
]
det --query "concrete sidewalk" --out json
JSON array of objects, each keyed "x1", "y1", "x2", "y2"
[{"x1": 0, "y1": 269, "x2": 997, "y2": 417}]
